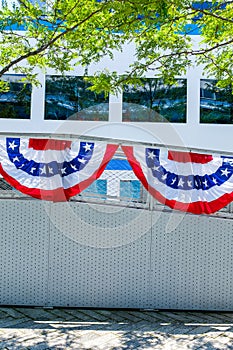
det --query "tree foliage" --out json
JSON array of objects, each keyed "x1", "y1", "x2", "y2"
[{"x1": 0, "y1": 0, "x2": 233, "y2": 92}]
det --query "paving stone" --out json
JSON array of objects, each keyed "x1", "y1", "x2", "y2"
[
  {"x1": 117, "y1": 335, "x2": 164, "y2": 350},
  {"x1": 157, "y1": 311, "x2": 190, "y2": 323},
  {"x1": 94, "y1": 310, "x2": 113, "y2": 317},
  {"x1": 80, "y1": 310, "x2": 109, "y2": 322},
  {"x1": 177, "y1": 312, "x2": 209, "y2": 324},
  {"x1": 161, "y1": 338, "x2": 192, "y2": 349},
  {"x1": 194, "y1": 330, "x2": 224, "y2": 340},
  {"x1": 175, "y1": 311, "x2": 205, "y2": 323},
  {"x1": 222, "y1": 330, "x2": 233, "y2": 339},
  {"x1": 219, "y1": 314, "x2": 233, "y2": 323},
  {"x1": 166, "y1": 325, "x2": 197, "y2": 335},
  {"x1": 102, "y1": 311, "x2": 127, "y2": 323},
  {"x1": 62, "y1": 309, "x2": 99, "y2": 322},
  {"x1": 199, "y1": 339, "x2": 232, "y2": 350},
  {"x1": 0, "y1": 308, "x2": 25, "y2": 319},
  {"x1": 93, "y1": 334, "x2": 129, "y2": 350},
  {"x1": 13, "y1": 331, "x2": 69, "y2": 349},
  {"x1": 210, "y1": 313, "x2": 233, "y2": 324},
  {"x1": 144, "y1": 311, "x2": 179, "y2": 323},
  {"x1": 183, "y1": 312, "x2": 213, "y2": 324},
  {"x1": 79, "y1": 332, "x2": 120, "y2": 349},
  {"x1": 14, "y1": 308, "x2": 60, "y2": 321},
  {"x1": 83, "y1": 320, "x2": 151, "y2": 348},
  {"x1": 0, "y1": 317, "x2": 29, "y2": 328},
  {"x1": 186, "y1": 325, "x2": 215, "y2": 336},
  {"x1": 0, "y1": 311, "x2": 10, "y2": 319},
  {"x1": 188, "y1": 312, "x2": 226, "y2": 324},
  {"x1": 148, "y1": 323, "x2": 185, "y2": 336},
  {"x1": 1, "y1": 309, "x2": 233, "y2": 350},
  {"x1": 127, "y1": 311, "x2": 163, "y2": 323},
  {"x1": 217, "y1": 334, "x2": 233, "y2": 344},
  {"x1": 48, "y1": 309, "x2": 77, "y2": 321},
  {"x1": 112, "y1": 311, "x2": 143, "y2": 323}
]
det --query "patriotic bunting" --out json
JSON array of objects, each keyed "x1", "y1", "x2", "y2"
[
  {"x1": 122, "y1": 145, "x2": 233, "y2": 214},
  {"x1": 0, "y1": 138, "x2": 118, "y2": 201},
  {"x1": 0, "y1": 137, "x2": 233, "y2": 214}
]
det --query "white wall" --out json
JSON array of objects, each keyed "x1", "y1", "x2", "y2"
[{"x1": 1, "y1": 37, "x2": 233, "y2": 154}]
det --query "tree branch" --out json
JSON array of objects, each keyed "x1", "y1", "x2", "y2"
[
  {"x1": 0, "y1": 5, "x2": 105, "y2": 77},
  {"x1": 190, "y1": 4, "x2": 233, "y2": 24}
]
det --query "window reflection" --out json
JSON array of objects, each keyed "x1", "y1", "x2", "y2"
[
  {"x1": 45, "y1": 75, "x2": 109, "y2": 121},
  {"x1": 120, "y1": 180, "x2": 141, "y2": 199},
  {"x1": 0, "y1": 75, "x2": 31, "y2": 119},
  {"x1": 82, "y1": 180, "x2": 107, "y2": 197},
  {"x1": 200, "y1": 79, "x2": 233, "y2": 124},
  {"x1": 122, "y1": 78, "x2": 186, "y2": 123}
]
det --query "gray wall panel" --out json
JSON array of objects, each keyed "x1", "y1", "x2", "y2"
[
  {"x1": 47, "y1": 202, "x2": 152, "y2": 308},
  {"x1": 0, "y1": 200, "x2": 50, "y2": 305},
  {"x1": 150, "y1": 212, "x2": 233, "y2": 310}
]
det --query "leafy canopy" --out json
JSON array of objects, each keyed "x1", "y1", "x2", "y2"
[{"x1": 0, "y1": 0, "x2": 233, "y2": 92}]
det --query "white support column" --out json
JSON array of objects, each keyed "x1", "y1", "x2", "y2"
[
  {"x1": 30, "y1": 72, "x2": 45, "y2": 126},
  {"x1": 109, "y1": 92, "x2": 122, "y2": 122}
]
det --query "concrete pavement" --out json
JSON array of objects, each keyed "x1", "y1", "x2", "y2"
[{"x1": 1, "y1": 307, "x2": 233, "y2": 349}]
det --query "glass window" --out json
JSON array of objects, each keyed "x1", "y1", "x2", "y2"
[
  {"x1": 120, "y1": 180, "x2": 141, "y2": 199},
  {"x1": 0, "y1": 74, "x2": 32, "y2": 119},
  {"x1": 200, "y1": 79, "x2": 233, "y2": 124},
  {"x1": 45, "y1": 75, "x2": 109, "y2": 121},
  {"x1": 122, "y1": 78, "x2": 187, "y2": 123},
  {"x1": 82, "y1": 179, "x2": 107, "y2": 196}
]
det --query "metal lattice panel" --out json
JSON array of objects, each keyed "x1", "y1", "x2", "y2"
[
  {"x1": 0, "y1": 200, "x2": 50, "y2": 305},
  {"x1": 47, "y1": 202, "x2": 152, "y2": 308},
  {"x1": 150, "y1": 211, "x2": 233, "y2": 310}
]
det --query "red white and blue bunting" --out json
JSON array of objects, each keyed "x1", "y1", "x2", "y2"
[
  {"x1": 0, "y1": 137, "x2": 233, "y2": 214},
  {"x1": 0, "y1": 137, "x2": 118, "y2": 201},
  {"x1": 122, "y1": 145, "x2": 233, "y2": 214}
]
